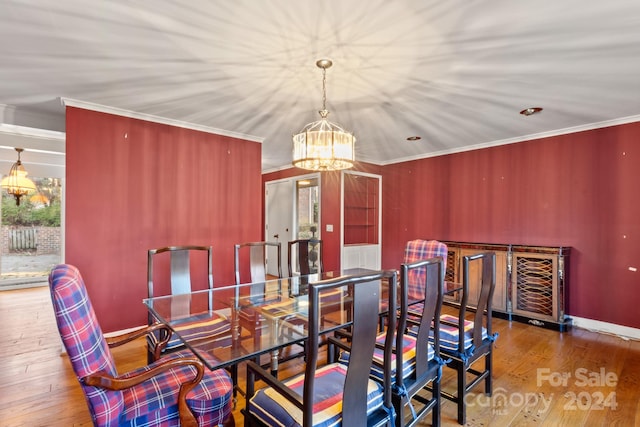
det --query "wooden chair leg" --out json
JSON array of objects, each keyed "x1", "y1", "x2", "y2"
[
  {"x1": 457, "y1": 363, "x2": 466, "y2": 425},
  {"x1": 485, "y1": 352, "x2": 493, "y2": 394},
  {"x1": 433, "y1": 377, "x2": 441, "y2": 427},
  {"x1": 230, "y1": 364, "x2": 239, "y2": 404},
  {"x1": 222, "y1": 413, "x2": 235, "y2": 427}
]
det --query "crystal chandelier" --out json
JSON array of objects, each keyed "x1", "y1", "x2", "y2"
[
  {"x1": 1, "y1": 148, "x2": 37, "y2": 206},
  {"x1": 292, "y1": 59, "x2": 355, "y2": 171}
]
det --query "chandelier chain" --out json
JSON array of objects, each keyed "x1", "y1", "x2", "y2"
[{"x1": 321, "y1": 67, "x2": 327, "y2": 112}]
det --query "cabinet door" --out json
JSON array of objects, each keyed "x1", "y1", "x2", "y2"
[
  {"x1": 511, "y1": 252, "x2": 558, "y2": 322},
  {"x1": 492, "y1": 251, "x2": 508, "y2": 312},
  {"x1": 342, "y1": 244, "x2": 381, "y2": 270},
  {"x1": 443, "y1": 247, "x2": 460, "y2": 303},
  {"x1": 459, "y1": 249, "x2": 507, "y2": 312},
  {"x1": 444, "y1": 248, "x2": 459, "y2": 283}
]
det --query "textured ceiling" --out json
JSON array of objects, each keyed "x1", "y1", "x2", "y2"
[{"x1": 1, "y1": 0, "x2": 640, "y2": 173}]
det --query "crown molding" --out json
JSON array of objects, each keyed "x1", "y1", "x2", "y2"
[
  {"x1": 0, "y1": 123, "x2": 65, "y2": 141},
  {"x1": 60, "y1": 97, "x2": 264, "y2": 143},
  {"x1": 378, "y1": 114, "x2": 640, "y2": 166}
]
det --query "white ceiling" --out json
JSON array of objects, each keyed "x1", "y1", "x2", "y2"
[{"x1": 1, "y1": 0, "x2": 640, "y2": 174}]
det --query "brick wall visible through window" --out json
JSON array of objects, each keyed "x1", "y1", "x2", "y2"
[{"x1": 1, "y1": 226, "x2": 61, "y2": 255}]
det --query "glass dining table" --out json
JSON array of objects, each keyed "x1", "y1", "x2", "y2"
[{"x1": 143, "y1": 268, "x2": 383, "y2": 373}]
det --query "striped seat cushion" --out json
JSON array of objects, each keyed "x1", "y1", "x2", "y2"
[
  {"x1": 259, "y1": 289, "x2": 344, "y2": 320},
  {"x1": 431, "y1": 314, "x2": 487, "y2": 352},
  {"x1": 248, "y1": 363, "x2": 384, "y2": 427},
  {"x1": 259, "y1": 299, "x2": 308, "y2": 321},
  {"x1": 166, "y1": 312, "x2": 231, "y2": 350},
  {"x1": 340, "y1": 333, "x2": 434, "y2": 385},
  {"x1": 119, "y1": 350, "x2": 233, "y2": 426}
]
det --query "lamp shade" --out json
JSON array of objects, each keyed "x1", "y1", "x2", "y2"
[
  {"x1": 1, "y1": 148, "x2": 37, "y2": 205},
  {"x1": 292, "y1": 112, "x2": 355, "y2": 171}
]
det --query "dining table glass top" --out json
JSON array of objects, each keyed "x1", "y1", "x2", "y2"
[{"x1": 143, "y1": 268, "x2": 382, "y2": 371}]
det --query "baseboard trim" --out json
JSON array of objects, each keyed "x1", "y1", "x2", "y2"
[
  {"x1": 492, "y1": 311, "x2": 572, "y2": 332},
  {"x1": 571, "y1": 316, "x2": 640, "y2": 341},
  {"x1": 0, "y1": 278, "x2": 48, "y2": 291}
]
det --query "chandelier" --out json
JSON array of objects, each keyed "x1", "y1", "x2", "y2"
[
  {"x1": 292, "y1": 59, "x2": 355, "y2": 171},
  {"x1": 1, "y1": 148, "x2": 37, "y2": 206}
]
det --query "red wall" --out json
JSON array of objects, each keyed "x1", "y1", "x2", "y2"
[
  {"x1": 66, "y1": 105, "x2": 637, "y2": 331},
  {"x1": 66, "y1": 107, "x2": 262, "y2": 332},
  {"x1": 381, "y1": 123, "x2": 640, "y2": 329}
]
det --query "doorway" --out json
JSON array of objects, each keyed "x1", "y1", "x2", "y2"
[
  {"x1": 265, "y1": 179, "x2": 293, "y2": 276},
  {"x1": 264, "y1": 174, "x2": 320, "y2": 276}
]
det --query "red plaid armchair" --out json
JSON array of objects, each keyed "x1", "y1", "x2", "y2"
[{"x1": 49, "y1": 264, "x2": 234, "y2": 426}]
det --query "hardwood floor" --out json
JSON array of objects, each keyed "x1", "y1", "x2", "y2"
[{"x1": 1, "y1": 284, "x2": 639, "y2": 426}]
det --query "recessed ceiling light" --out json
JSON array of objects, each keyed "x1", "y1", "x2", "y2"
[
  {"x1": 406, "y1": 136, "x2": 421, "y2": 141},
  {"x1": 520, "y1": 107, "x2": 543, "y2": 116}
]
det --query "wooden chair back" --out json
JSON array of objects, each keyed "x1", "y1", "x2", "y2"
[
  {"x1": 287, "y1": 238, "x2": 323, "y2": 277},
  {"x1": 234, "y1": 241, "x2": 282, "y2": 284}
]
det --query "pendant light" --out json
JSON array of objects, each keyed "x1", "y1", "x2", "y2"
[
  {"x1": 1, "y1": 148, "x2": 37, "y2": 206},
  {"x1": 292, "y1": 59, "x2": 355, "y2": 171}
]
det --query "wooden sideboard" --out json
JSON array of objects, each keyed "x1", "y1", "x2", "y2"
[{"x1": 442, "y1": 241, "x2": 571, "y2": 331}]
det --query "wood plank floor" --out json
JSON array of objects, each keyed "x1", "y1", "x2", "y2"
[{"x1": 1, "y1": 284, "x2": 639, "y2": 426}]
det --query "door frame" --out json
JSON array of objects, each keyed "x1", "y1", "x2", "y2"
[{"x1": 264, "y1": 173, "x2": 321, "y2": 276}]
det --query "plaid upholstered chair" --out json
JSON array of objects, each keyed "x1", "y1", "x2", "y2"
[
  {"x1": 244, "y1": 271, "x2": 397, "y2": 427},
  {"x1": 403, "y1": 240, "x2": 448, "y2": 306},
  {"x1": 49, "y1": 264, "x2": 234, "y2": 427},
  {"x1": 431, "y1": 252, "x2": 498, "y2": 424},
  {"x1": 380, "y1": 239, "x2": 446, "y2": 331}
]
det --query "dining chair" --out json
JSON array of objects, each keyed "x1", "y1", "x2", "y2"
[
  {"x1": 287, "y1": 238, "x2": 323, "y2": 277},
  {"x1": 244, "y1": 270, "x2": 397, "y2": 427},
  {"x1": 233, "y1": 241, "x2": 284, "y2": 338},
  {"x1": 404, "y1": 239, "x2": 448, "y2": 304},
  {"x1": 331, "y1": 258, "x2": 445, "y2": 427},
  {"x1": 147, "y1": 246, "x2": 229, "y2": 363},
  {"x1": 394, "y1": 258, "x2": 446, "y2": 427},
  {"x1": 286, "y1": 238, "x2": 341, "y2": 330},
  {"x1": 234, "y1": 241, "x2": 282, "y2": 285},
  {"x1": 432, "y1": 252, "x2": 498, "y2": 425},
  {"x1": 236, "y1": 240, "x2": 311, "y2": 366},
  {"x1": 49, "y1": 264, "x2": 234, "y2": 427},
  {"x1": 374, "y1": 239, "x2": 447, "y2": 332},
  {"x1": 234, "y1": 240, "x2": 305, "y2": 376}
]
